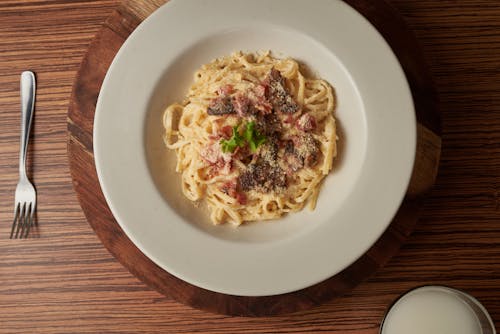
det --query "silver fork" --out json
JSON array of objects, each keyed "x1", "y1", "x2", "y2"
[{"x1": 10, "y1": 71, "x2": 37, "y2": 239}]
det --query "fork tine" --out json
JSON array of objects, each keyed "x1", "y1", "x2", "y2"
[
  {"x1": 19, "y1": 203, "x2": 31, "y2": 238},
  {"x1": 18, "y1": 203, "x2": 27, "y2": 238},
  {"x1": 14, "y1": 203, "x2": 26, "y2": 238},
  {"x1": 24, "y1": 203, "x2": 33, "y2": 238},
  {"x1": 23, "y1": 204, "x2": 34, "y2": 238},
  {"x1": 9, "y1": 203, "x2": 20, "y2": 239}
]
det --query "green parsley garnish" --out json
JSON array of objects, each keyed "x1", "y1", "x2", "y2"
[
  {"x1": 220, "y1": 124, "x2": 244, "y2": 153},
  {"x1": 244, "y1": 121, "x2": 266, "y2": 152},
  {"x1": 220, "y1": 121, "x2": 266, "y2": 153}
]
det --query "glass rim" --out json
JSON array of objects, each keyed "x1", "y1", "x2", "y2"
[{"x1": 379, "y1": 285, "x2": 496, "y2": 334}]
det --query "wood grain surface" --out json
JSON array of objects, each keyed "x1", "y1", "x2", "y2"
[
  {"x1": 1, "y1": 0, "x2": 499, "y2": 332},
  {"x1": 67, "y1": 0, "x2": 440, "y2": 317}
]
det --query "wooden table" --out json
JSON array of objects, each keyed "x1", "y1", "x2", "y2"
[{"x1": 1, "y1": 1, "x2": 499, "y2": 332}]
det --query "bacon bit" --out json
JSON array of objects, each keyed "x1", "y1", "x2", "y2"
[
  {"x1": 284, "y1": 135, "x2": 319, "y2": 170},
  {"x1": 232, "y1": 145, "x2": 252, "y2": 163},
  {"x1": 220, "y1": 125, "x2": 233, "y2": 139},
  {"x1": 236, "y1": 191, "x2": 247, "y2": 205},
  {"x1": 220, "y1": 180, "x2": 237, "y2": 197},
  {"x1": 220, "y1": 181, "x2": 247, "y2": 204},
  {"x1": 200, "y1": 144, "x2": 220, "y2": 165},
  {"x1": 266, "y1": 68, "x2": 300, "y2": 114},
  {"x1": 253, "y1": 84, "x2": 267, "y2": 98},
  {"x1": 296, "y1": 134, "x2": 320, "y2": 167},
  {"x1": 201, "y1": 143, "x2": 233, "y2": 175},
  {"x1": 253, "y1": 94, "x2": 273, "y2": 114},
  {"x1": 233, "y1": 92, "x2": 250, "y2": 117},
  {"x1": 209, "y1": 123, "x2": 226, "y2": 140},
  {"x1": 245, "y1": 85, "x2": 272, "y2": 115},
  {"x1": 284, "y1": 140, "x2": 304, "y2": 172},
  {"x1": 213, "y1": 149, "x2": 233, "y2": 175},
  {"x1": 284, "y1": 114, "x2": 296, "y2": 124},
  {"x1": 210, "y1": 158, "x2": 231, "y2": 176},
  {"x1": 286, "y1": 151, "x2": 304, "y2": 172},
  {"x1": 219, "y1": 158, "x2": 232, "y2": 175},
  {"x1": 207, "y1": 96, "x2": 235, "y2": 115},
  {"x1": 217, "y1": 84, "x2": 233, "y2": 95},
  {"x1": 296, "y1": 114, "x2": 316, "y2": 132}
]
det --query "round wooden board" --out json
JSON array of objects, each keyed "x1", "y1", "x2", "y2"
[{"x1": 67, "y1": 0, "x2": 441, "y2": 316}]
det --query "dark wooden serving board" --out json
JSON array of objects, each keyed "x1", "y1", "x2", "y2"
[{"x1": 67, "y1": 0, "x2": 441, "y2": 316}]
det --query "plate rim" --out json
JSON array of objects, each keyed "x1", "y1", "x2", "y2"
[{"x1": 93, "y1": 0, "x2": 417, "y2": 296}]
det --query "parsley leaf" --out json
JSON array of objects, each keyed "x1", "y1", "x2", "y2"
[
  {"x1": 220, "y1": 121, "x2": 266, "y2": 153},
  {"x1": 243, "y1": 121, "x2": 266, "y2": 153},
  {"x1": 220, "y1": 125, "x2": 244, "y2": 153}
]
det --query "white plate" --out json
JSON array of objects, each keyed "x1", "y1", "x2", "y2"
[{"x1": 94, "y1": 0, "x2": 416, "y2": 296}]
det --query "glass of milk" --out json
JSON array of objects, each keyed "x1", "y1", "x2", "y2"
[{"x1": 380, "y1": 286, "x2": 496, "y2": 334}]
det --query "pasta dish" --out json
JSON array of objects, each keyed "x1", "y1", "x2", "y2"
[{"x1": 163, "y1": 51, "x2": 337, "y2": 225}]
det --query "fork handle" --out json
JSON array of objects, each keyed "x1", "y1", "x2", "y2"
[{"x1": 19, "y1": 71, "x2": 36, "y2": 178}]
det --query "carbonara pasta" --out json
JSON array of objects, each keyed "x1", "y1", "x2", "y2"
[{"x1": 163, "y1": 51, "x2": 337, "y2": 225}]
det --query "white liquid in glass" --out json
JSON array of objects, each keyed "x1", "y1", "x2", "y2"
[{"x1": 381, "y1": 287, "x2": 483, "y2": 334}]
